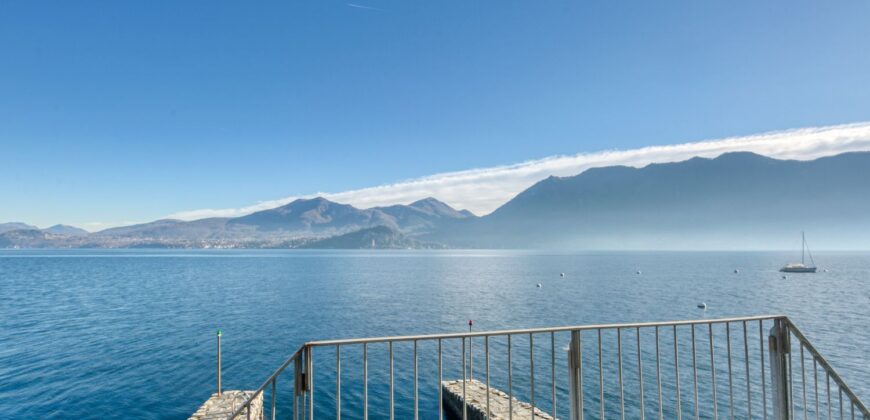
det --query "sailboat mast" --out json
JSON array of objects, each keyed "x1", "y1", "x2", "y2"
[{"x1": 801, "y1": 231, "x2": 807, "y2": 264}]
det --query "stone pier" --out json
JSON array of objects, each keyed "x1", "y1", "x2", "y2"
[
  {"x1": 442, "y1": 379, "x2": 556, "y2": 420},
  {"x1": 189, "y1": 390, "x2": 262, "y2": 420}
]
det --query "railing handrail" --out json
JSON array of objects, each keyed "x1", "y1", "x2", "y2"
[
  {"x1": 304, "y1": 314, "x2": 786, "y2": 347},
  {"x1": 226, "y1": 347, "x2": 303, "y2": 420},
  {"x1": 784, "y1": 318, "x2": 869, "y2": 415}
]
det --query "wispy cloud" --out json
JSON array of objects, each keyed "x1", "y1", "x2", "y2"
[
  {"x1": 347, "y1": 3, "x2": 383, "y2": 11},
  {"x1": 167, "y1": 122, "x2": 870, "y2": 221}
]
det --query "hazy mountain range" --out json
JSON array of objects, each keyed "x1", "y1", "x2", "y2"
[
  {"x1": 425, "y1": 151, "x2": 870, "y2": 249},
  {"x1": 0, "y1": 222, "x2": 38, "y2": 233},
  {"x1": 3, "y1": 151, "x2": 870, "y2": 249},
  {"x1": 0, "y1": 197, "x2": 475, "y2": 248},
  {"x1": 0, "y1": 223, "x2": 88, "y2": 236}
]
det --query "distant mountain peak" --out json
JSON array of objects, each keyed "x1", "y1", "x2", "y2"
[
  {"x1": 409, "y1": 197, "x2": 454, "y2": 211},
  {"x1": 282, "y1": 196, "x2": 333, "y2": 208},
  {"x1": 410, "y1": 196, "x2": 445, "y2": 206},
  {"x1": 715, "y1": 151, "x2": 767, "y2": 159},
  {"x1": 408, "y1": 197, "x2": 475, "y2": 218},
  {"x1": 43, "y1": 224, "x2": 89, "y2": 236},
  {"x1": 266, "y1": 196, "x2": 352, "y2": 216},
  {"x1": 0, "y1": 222, "x2": 38, "y2": 234}
]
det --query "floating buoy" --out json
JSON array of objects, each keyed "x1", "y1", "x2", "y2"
[
  {"x1": 536, "y1": 283, "x2": 542, "y2": 288},
  {"x1": 636, "y1": 270, "x2": 642, "y2": 275},
  {"x1": 697, "y1": 302, "x2": 707, "y2": 310},
  {"x1": 734, "y1": 269, "x2": 739, "y2": 274},
  {"x1": 560, "y1": 272, "x2": 565, "y2": 278},
  {"x1": 782, "y1": 275, "x2": 787, "y2": 279}
]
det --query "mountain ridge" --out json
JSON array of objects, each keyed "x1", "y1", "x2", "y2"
[
  {"x1": 425, "y1": 151, "x2": 870, "y2": 249},
  {"x1": 0, "y1": 222, "x2": 38, "y2": 233},
  {"x1": 0, "y1": 197, "x2": 474, "y2": 248},
  {"x1": 3, "y1": 151, "x2": 870, "y2": 249}
]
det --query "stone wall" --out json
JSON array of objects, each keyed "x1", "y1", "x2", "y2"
[
  {"x1": 189, "y1": 390, "x2": 263, "y2": 420},
  {"x1": 442, "y1": 379, "x2": 556, "y2": 420}
]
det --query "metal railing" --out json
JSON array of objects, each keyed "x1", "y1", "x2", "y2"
[{"x1": 227, "y1": 315, "x2": 868, "y2": 420}]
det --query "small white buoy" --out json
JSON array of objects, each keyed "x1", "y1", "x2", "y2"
[
  {"x1": 734, "y1": 269, "x2": 739, "y2": 274},
  {"x1": 823, "y1": 269, "x2": 829, "y2": 272},
  {"x1": 697, "y1": 302, "x2": 707, "y2": 310},
  {"x1": 536, "y1": 283, "x2": 542, "y2": 288},
  {"x1": 636, "y1": 270, "x2": 642, "y2": 275},
  {"x1": 560, "y1": 272, "x2": 565, "y2": 278}
]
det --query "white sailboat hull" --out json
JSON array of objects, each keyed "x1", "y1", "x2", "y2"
[{"x1": 780, "y1": 264, "x2": 817, "y2": 273}]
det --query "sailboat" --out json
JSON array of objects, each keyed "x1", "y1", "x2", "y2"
[{"x1": 780, "y1": 232, "x2": 817, "y2": 273}]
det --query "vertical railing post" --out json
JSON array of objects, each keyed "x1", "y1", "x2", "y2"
[
  {"x1": 569, "y1": 330, "x2": 583, "y2": 420},
  {"x1": 294, "y1": 353, "x2": 303, "y2": 420},
  {"x1": 364, "y1": 343, "x2": 368, "y2": 420},
  {"x1": 308, "y1": 347, "x2": 314, "y2": 420},
  {"x1": 468, "y1": 320, "x2": 474, "y2": 381},
  {"x1": 769, "y1": 318, "x2": 791, "y2": 420},
  {"x1": 271, "y1": 379, "x2": 277, "y2": 420}
]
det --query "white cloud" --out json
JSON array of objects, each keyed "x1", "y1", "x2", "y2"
[
  {"x1": 167, "y1": 121, "x2": 870, "y2": 221},
  {"x1": 347, "y1": 3, "x2": 383, "y2": 11}
]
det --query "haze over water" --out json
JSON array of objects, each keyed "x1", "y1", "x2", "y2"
[{"x1": 0, "y1": 250, "x2": 867, "y2": 419}]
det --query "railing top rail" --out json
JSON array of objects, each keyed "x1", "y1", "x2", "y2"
[{"x1": 304, "y1": 314, "x2": 785, "y2": 347}]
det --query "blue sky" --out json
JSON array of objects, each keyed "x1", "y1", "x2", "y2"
[{"x1": 1, "y1": 1, "x2": 869, "y2": 229}]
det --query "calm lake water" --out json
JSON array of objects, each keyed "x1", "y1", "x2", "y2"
[{"x1": 0, "y1": 250, "x2": 867, "y2": 419}]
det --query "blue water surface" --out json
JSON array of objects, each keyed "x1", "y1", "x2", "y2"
[{"x1": 0, "y1": 250, "x2": 867, "y2": 419}]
